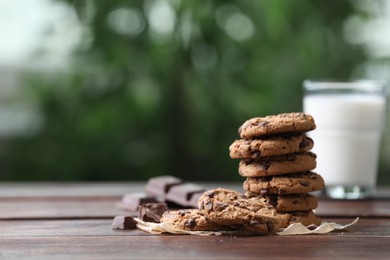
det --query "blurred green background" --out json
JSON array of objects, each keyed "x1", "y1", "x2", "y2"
[{"x1": 0, "y1": 0, "x2": 389, "y2": 183}]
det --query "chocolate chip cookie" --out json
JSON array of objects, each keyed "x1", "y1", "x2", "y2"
[
  {"x1": 238, "y1": 152, "x2": 317, "y2": 177},
  {"x1": 161, "y1": 209, "x2": 228, "y2": 231},
  {"x1": 229, "y1": 135, "x2": 314, "y2": 159},
  {"x1": 198, "y1": 188, "x2": 280, "y2": 234},
  {"x1": 238, "y1": 113, "x2": 316, "y2": 139},
  {"x1": 245, "y1": 192, "x2": 318, "y2": 212},
  {"x1": 243, "y1": 172, "x2": 324, "y2": 195},
  {"x1": 276, "y1": 210, "x2": 322, "y2": 228}
]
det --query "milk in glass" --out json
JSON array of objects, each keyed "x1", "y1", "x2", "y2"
[{"x1": 303, "y1": 81, "x2": 386, "y2": 199}]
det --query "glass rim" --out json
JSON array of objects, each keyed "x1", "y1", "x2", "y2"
[{"x1": 303, "y1": 79, "x2": 386, "y2": 93}]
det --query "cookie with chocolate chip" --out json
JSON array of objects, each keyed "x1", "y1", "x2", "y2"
[
  {"x1": 198, "y1": 188, "x2": 280, "y2": 234},
  {"x1": 238, "y1": 113, "x2": 316, "y2": 139},
  {"x1": 245, "y1": 192, "x2": 318, "y2": 212},
  {"x1": 238, "y1": 152, "x2": 317, "y2": 177},
  {"x1": 229, "y1": 135, "x2": 314, "y2": 159},
  {"x1": 276, "y1": 210, "x2": 322, "y2": 228},
  {"x1": 243, "y1": 172, "x2": 325, "y2": 195},
  {"x1": 161, "y1": 209, "x2": 227, "y2": 231}
]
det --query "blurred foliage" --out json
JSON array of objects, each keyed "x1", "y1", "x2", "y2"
[{"x1": 2, "y1": 0, "x2": 372, "y2": 181}]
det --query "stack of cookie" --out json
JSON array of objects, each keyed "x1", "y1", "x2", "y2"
[{"x1": 229, "y1": 113, "x2": 325, "y2": 228}]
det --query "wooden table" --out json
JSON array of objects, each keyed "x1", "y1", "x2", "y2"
[{"x1": 1, "y1": 182, "x2": 389, "y2": 259}]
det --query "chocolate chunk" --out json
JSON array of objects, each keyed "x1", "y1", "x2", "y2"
[
  {"x1": 112, "y1": 216, "x2": 137, "y2": 230},
  {"x1": 184, "y1": 218, "x2": 196, "y2": 228},
  {"x1": 144, "y1": 176, "x2": 183, "y2": 201},
  {"x1": 267, "y1": 197, "x2": 277, "y2": 207},
  {"x1": 206, "y1": 190, "x2": 215, "y2": 198},
  {"x1": 137, "y1": 203, "x2": 168, "y2": 223},
  {"x1": 261, "y1": 161, "x2": 271, "y2": 170},
  {"x1": 299, "y1": 180, "x2": 310, "y2": 187},
  {"x1": 307, "y1": 224, "x2": 318, "y2": 231},
  {"x1": 165, "y1": 183, "x2": 205, "y2": 207},
  {"x1": 299, "y1": 138, "x2": 310, "y2": 148},
  {"x1": 257, "y1": 121, "x2": 269, "y2": 127},
  {"x1": 214, "y1": 202, "x2": 228, "y2": 211},
  {"x1": 239, "y1": 194, "x2": 248, "y2": 199},
  {"x1": 266, "y1": 221, "x2": 273, "y2": 232},
  {"x1": 260, "y1": 189, "x2": 270, "y2": 195},
  {"x1": 117, "y1": 193, "x2": 158, "y2": 212},
  {"x1": 198, "y1": 200, "x2": 205, "y2": 210},
  {"x1": 205, "y1": 201, "x2": 213, "y2": 211}
]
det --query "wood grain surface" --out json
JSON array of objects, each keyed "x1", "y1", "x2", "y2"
[{"x1": 0, "y1": 182, "x2": 389, "y2": 259}]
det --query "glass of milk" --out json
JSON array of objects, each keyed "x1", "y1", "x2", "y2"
[{"x1": 303, "y1": 80, "x2": 386, "y2": 199}]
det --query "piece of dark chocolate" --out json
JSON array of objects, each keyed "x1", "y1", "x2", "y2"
[
  {"x1": 187, "y1": 191, "x2": 204, "y2": 208},
  {"x1": 137, "y1": 203, "x2": 169, "y2": 223},
  {"x1": 165, "y1": 183, "x2": 205, "y2": 207},
  {"x1": 144, "y1": 176, "x2": 183, "y2": 201},
  {"x1": 112, "y1": 216, "x2": 137, "y2": 230},
  {"x1": 116, "y1": 192, "x2": 158, "y2": 212}
]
